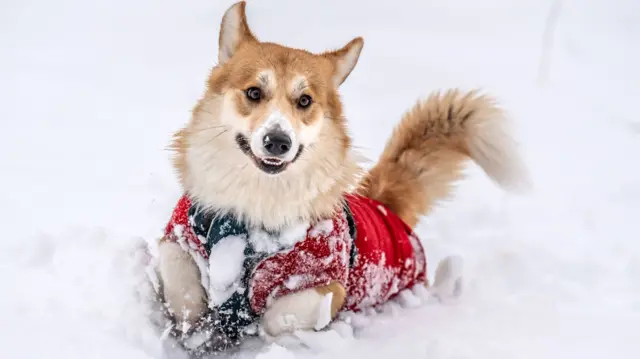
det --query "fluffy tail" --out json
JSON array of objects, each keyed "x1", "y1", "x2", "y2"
[{"x1": 357, "y1": 89, "x2": 530, "y2": 228}]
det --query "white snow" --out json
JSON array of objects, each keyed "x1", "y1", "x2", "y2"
[
  {"x1": 278, "y1": 220, "x2": 311, "y2": 247},
  {"x1": 182, "y1": 330, "x2": 212, "y2": 350},
  {"x1": 314, "y1": 292, "x2": 335, "y2": 330},
  {"x1": 248, "y1": 220, "x2": 310, "y2": 254},
  {"x1": 172, "y1": 224, "x2": 184, "y2": 238},
  {"x1": 428, "y1": 255, "x2": 464, "y2": 302},
  {"x1": 396, "y1": 289, "x2": 422, "y2": 309},
  {"x1": 2, "y1": 0, "x2": 640, "y2": 358},
  {"x1": 255, "y1": 343, "x2": 295, "y2": 359},
  {"x1": 197, "y1": 234, "x2": 207, "y2": 243},
  {"x1": 309, "y1": 219, "x2": 334, "y2": 237},
  {"x1": 248, "y1": 228, "x2": 281, "y2": 254},
  {"x1": 283, "y1": 274, "x2": 306, "y2": 290},
  {"x1": 207, "y1": 234, "x2": 247, "y2": 306}
]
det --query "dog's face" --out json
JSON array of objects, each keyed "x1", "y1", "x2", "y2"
[
  {"x1": 171, "y1": 1, "x2": 364, "y2": 230},
  {"x1": 212, "y1": 40, "x2": 356, "y2": 176}
]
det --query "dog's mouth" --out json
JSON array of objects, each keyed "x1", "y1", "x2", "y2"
[{"x1": 235, "y1": 133, "x2": 303, "y2": 175}]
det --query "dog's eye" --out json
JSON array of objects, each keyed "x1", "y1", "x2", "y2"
[
  {"x1": 246, "y1": 87, "x2": 262, "y2": 102},
  {"x1": 297, "y1": 94, "x2": 312, "y2": 109}
]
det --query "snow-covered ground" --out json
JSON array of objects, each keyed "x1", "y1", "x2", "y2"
[{"x1": 2, "y1": 0, "x2": 639, "y2": 358}]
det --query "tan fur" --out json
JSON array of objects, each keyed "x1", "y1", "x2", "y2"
[
  {"x1": 157, "y1": 239, "x2": 208, "y2": 326},
  {"x1": 358, "y1": 89, "x2": 530, "y2": 227}
]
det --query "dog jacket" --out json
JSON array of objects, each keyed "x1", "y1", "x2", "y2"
[{"x1": 163, "y1": 193, "x2": 427, "y2": 339}]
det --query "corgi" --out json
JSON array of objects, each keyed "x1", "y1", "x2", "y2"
[{"x1": 155, "y1": 0, "x2": 528, "y2": 354}]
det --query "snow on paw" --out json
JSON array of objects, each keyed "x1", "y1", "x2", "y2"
[
  {"x1": 262, "y1": 311, "x2": 305, "y2": 337},
  {"x1": 314, "y1": 291, "x2": 334, "y2": 330},
  {"x1": 261, "y1": 287, "x2": 330, "y2": 337},
  {"x1": 181, "y1": 330, "x2": 211, "y2": 350}
]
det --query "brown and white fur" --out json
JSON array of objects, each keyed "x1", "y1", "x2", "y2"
[{"x1": 157, "y1": 1, "x2": 529, "y2": 339}]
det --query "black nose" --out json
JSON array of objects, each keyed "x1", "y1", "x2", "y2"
[{"x1": 263, "y1": 131, "x2": 292, "y2": 156}]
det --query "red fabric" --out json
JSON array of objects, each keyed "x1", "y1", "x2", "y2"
[
  {"x1": 163, "y1": 194, "x2": 427, "y2": 315},
  {"x1": 164, "y1": 195, "x2": 209, "y2": 258},
  {"x1": 248, "y1": 209, "x2": 352, "y2": 313},
  {"x1": 343, "y1": 194, "x2": 427, "y2": 310}
]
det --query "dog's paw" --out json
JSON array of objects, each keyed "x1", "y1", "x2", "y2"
[{"x1": 261, "y1": 287, "x2": 335, "y2": 337}]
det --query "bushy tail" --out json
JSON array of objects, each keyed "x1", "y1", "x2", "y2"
[{"x1": 357, "y1": 89, "x2": 530, "y2": 228}]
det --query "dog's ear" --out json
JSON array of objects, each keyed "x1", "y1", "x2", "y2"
[
  {"x1": 218, "y1": 1, "x2": 257, "y2": 65},
  {"x1": 322, "y1": 37, "x2": 364, "y2": 87}
]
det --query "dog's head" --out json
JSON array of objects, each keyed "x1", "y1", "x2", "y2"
[{"x1": 172, "y1": 1, "x2": 364, "y2": 230}]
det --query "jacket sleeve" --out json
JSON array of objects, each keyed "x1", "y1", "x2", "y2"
[
  {"x1": 163, "y1": 195, "x2": 209, "y2": 258},
  {"x1": 247, "y1": 208, "x2": 352, "y2": 314}
]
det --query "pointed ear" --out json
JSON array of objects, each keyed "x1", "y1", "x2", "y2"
[
  {"x1": 323, "y1": 37, "x2": 364, "y2": 87},
  {"x1": 218, "y1": 1, "x2": 257, "y2": 65}
]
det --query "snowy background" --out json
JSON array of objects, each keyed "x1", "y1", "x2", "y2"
[{"x1": 2, "y1": 0, "x2": 639, "y2": 358}]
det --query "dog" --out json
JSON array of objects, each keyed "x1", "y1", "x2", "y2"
[{"x1": 155, "y1": 0, "x2": 528, "y2": 354}]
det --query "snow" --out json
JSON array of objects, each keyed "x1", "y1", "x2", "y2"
[
  {"x1": 2, "y1": 0, "x2": 640, "y2": 358},
  {"x1": 428, "y1": 255, "x2": 464, "y2": 302},
  {"x1": 283, "y1": 275, "x2": 306, "y2": 290},
  {"x1": 255, "y1": 343, "x2": 295, "y2": 359},
  {"x1": 396, "y1": 289, "x2": 422, "y2": 309},
  {"x1": 248, "y1": 228, "x2": 281, "y2": 254},
  {"x1": 278, "y1": 221, "x2": 311, "y2": 247},
  {"x1": 207, "y1": 235, "x2": 247, "y2": 306},
  {"x1": 314, "y1": 292, "x2": 335, "y2": 330},
  {"x1": 309, "y1": 219, "x2": 335, "y2": 237},
  {"x1": 248, "y1": 220, "x2": 310, "y2": 254}
]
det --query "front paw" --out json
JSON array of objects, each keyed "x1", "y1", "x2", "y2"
[
  {"x1": 261, "y1": 282, "x2": 346, "y2": 337},
  {"x1": 174, "y1": 311, "x2": 240, "y2": 356}
]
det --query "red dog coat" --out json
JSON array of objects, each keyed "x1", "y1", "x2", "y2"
[{"x1": 164, "y1": 193, "x2": 427, "y2": 336}]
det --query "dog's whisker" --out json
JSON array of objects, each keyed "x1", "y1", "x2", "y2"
[
  {"x1": 195, "y1": 108, "x2": 223, "y2": 118},
  {"x1": 192, "y1": 125, "x2": 228, "y2": 131},
  {"x1": 188, "y1": 126, "x2": 230, "y2": 136},
  {"x1": 201, "y1": 129, "x2": 230, "y2": 146}
]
